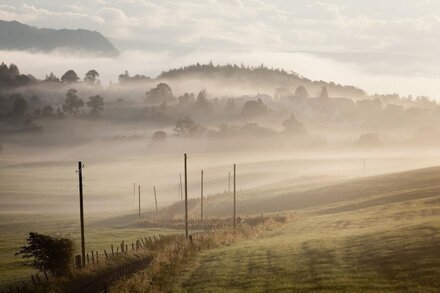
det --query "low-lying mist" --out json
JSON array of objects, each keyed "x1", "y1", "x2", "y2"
[{"x1": 2, "y1": 48, "x2": 440, "y2": 98}]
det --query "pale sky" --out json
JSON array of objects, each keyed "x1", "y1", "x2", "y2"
[{"x1": 1, "y1": 0, "x2": 440, "y2": 98}]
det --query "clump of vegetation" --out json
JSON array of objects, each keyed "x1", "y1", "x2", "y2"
[
  {"x1": 111, "y1": 215, "x2": 287, "y2": 292},
  {"x1": 16, "y1": 232, "x2": 74, "y2": 277}
]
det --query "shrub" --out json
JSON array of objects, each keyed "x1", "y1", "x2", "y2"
[{"x1": 16, "y1": 232, "x2": 74, "y2": 277}]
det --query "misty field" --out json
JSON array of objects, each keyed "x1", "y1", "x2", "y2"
[
  {"x1": 2, "y1": 151, "x2": 440, "y2": 289},
  {"x1": 2, "y1": 147, "x2": 440, "y2": 213},
  {"x1": 176, "y1": 168, "x2": 440, "y2": 292}
]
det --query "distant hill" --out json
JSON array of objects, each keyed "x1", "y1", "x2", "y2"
[
  {"x1": 0, "y1": 20, "x2": 118, "y2": 56},
  {"x1": 158, "y1": 63, "x2": 366, "y2": 98}
]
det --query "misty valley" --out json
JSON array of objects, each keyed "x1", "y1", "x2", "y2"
[
  {"x1": 1, "y1": 61, "x2": 440, "y2": 292},
  {"x1": 1, "y1": 4, "x2": 440, "y2": 291}
]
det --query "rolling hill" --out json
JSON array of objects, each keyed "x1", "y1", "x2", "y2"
[
  {"x1": 0, "y1": 20, "x2": 118, "y2": 56},
  {"x1": 175, "y1": 166, "x2": 440, "y2": 291}
]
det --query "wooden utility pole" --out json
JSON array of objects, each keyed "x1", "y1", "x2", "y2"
[
  {"x1": 180, "y1": 173, "x2": 183, "y2": 201},
  {"x1": 77, "y1": 161, "x2": 86, "y2": 267},
  {"x1": 233, "y1": 164, "x2": 236, "y2": 229},
  {"x1": 138, "y1": 185, "x2": 141, "y2": 219},
  {"x1": 153, "y1": 186, "x2": 158, "y2": 215},
  {"x1": 184, "y1": 154, "x2": 188, "y2": 240},
  {"x1": 228, "y1": 172, "x2": 231, "y2": 193},
  {"x1": 201, "y1": 169, "x2": 204, "y2": 223}
]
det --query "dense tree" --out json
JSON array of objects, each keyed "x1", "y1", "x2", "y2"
[
  {"x1": 61, "y1": 70, "x2": 79, "y2": 84},
  {"x1": 174, "y1": 116, "x2": 205, "y2": 137},
  {"x1": 319, "y1": 86, "x2": 329, "y2": 98},
  {"x1": 194, "y1": 90, "x2": 211, "y2": 112},
  {"x1": 282, "y1": 114, "x2": 307, "y2": 135},
  {"x1": 84, "y1": 69, "x2": 100, "y2": 85},
  {"x1": 62, "y1": 89, "x2": 84, "y2": 115},
  {"x1": 12, "y1": 94, "x2": 27, "y2": 116},
  {"x1": 86, "y1": 95, "x2": 104, "y2": 116},
  {"x1": 118, "y1": 70, "x2": 130, "y2": 83},
  {"x1": 145, "y1": 83, "x2": 175, "y2": 104},
  {"x1": 0, "y1": 63, "x2": 33, "y2": 88},
  {"x1": 241, "y1": 99, "x2": 268, "y2": 117},
  {"x1": 118, "y1": 70, "x2": 151, "y2": 84},
  {"x1": 44, "y1": 72, "x2": 60, "y2": 83},
  {"x1": 294, "y1": 85, "x2": 309, "y2": 99},
  {"x1": 178, "y1": 93, "x2": 195, "y2": 104},
  {"x1": 16, "y1": 232, "x2": 74, "y2": 277}
]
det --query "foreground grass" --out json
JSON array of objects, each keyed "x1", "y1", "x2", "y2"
[
  {"x1": 178, "y1": 197, "x2": 440, "y2": 292},
  {"x1": 0, "y1": 213, "x2": 181, "y2": 288}
]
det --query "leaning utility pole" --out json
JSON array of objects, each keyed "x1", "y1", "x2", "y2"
[
  {"x1": 153, "y1": 186, "x2": 158, "y2": 215},
  {"x1": 184, "y1": 154, "x2": 188, "y2": 240},
  {"x1": 77, "y1": 161, "x2": 86, "y2": 267},
  {"x1": 233, "y1": 164, "x2": 236, "y2": 229},
  {"x1": 201, "y1": 169, "x2": 204, "y2": 223},
  {"x1": 138, "y1": 185, "x2": 141, "y2": 220}
]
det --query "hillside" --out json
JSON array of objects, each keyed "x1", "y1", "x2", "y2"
[
  {"x1": 0, "y1": 20, "x2": 118, "y2": 56},
  {"x1": 109, "y1": 166, "x2": 440, "y2": 291},
  {"x1": 179, "y1": 195, "x2": 440, "y2": 291},
  {"x1": 158, "y1": 63, "x2": 367, "y2": 98},
  {"x1": 148, "y1": 166, "x2": 440, "y2": 219},
  {"x1": 175, "y1": 167, "x2": 440, "y2": 291}
]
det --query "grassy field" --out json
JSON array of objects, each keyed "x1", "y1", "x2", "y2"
[
  {"x1": 0, "y1": 213, "x2": 182, "y2": 287},
  {"x1": 176, "y1": 167, "x2": 440, "y2": 292},
  {"x1": 3, "y1": 152, "x2": 440, "y2": 290}
]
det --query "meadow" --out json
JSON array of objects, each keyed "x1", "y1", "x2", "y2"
[
  {"x1": 176, "y1": 167, "x2": 440, "y2": 292},
  {"x1": 0, "y1": 213, "x2": 181, "y2": 287},
  {"x1": 2, "y1": 148, "x2": 440, "y2": 289}
]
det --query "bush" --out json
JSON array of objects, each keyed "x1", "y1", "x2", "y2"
[{"x1": 16, "y1": 232, "x2": 74, "y2": 277}]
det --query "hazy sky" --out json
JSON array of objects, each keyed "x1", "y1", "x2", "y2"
[{"x1": 1, "y1": 0, "x2": 440, "y2": 98}]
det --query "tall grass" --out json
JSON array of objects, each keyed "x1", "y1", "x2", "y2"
[{"x1": 111, "y1": 215, "x2": 287, "y2": 293}]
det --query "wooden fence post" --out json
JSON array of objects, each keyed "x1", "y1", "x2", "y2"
[
  {"x1": 138, "y1": 185, "x2": 141, "y2": 219},
  {"x1": 153, "y1": 186, "x2": 159, "y2": 215},
  {"x1": 75, "y1": 255, "x2": 82, "y2": 269}
]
